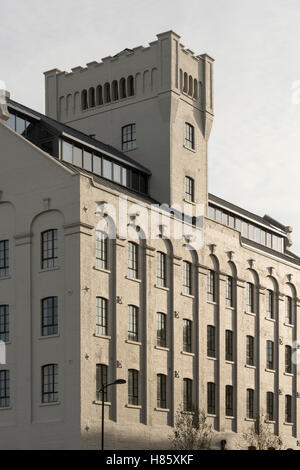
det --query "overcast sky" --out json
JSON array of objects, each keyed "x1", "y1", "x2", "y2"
[{"x1": 1, "y1": 0, "x2": 300, "y2": 253}]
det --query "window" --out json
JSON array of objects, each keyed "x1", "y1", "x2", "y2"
[
  {"x1": 266, "y1": 340, "x2": 274, "y2": 370},
  {"x1": 246, "y1": 335, "x2": 255, "y2": 366},
  {"x1": 266, "y1": 392, "x2": 274, "y2": 421},
  {"x1": 225, "y1": 385, "x2": 234, "y2": 417},
  {"x1": 183, "y1": 378, "x2": 193, "y2": 411},
  {"x1": 122, "y1": 124, "x2": 136, "y2": 151},
  {"x1": 185, "y1": 177, "x2": 194, "y2": 202},
  {"x1": 285, "y1": 296, "x2": 293, "y2": 324},
  {"x1": 226, "y1": 276, "x2": 233, "y2": 307},
  {"x1": 185, "y1": 123, "x2": 195, "y2": 149},
  {"x1": 285, "y1": 345, "x2": 292, "y2": 374},
  {"x1": 120, "y1": 78, "x2": 126, "y2": 99},
  {"x1": 0, "y1": 240, "x2": 9, "y2": 277},
  {"x1": 103, "y1": 159, "x2": 112, "y2": 179},
  {"x1": 81, "y1": 90, "x2": 88, "y2": 110},
  {"x1": 285, "y1": 395, "x2": 292, "y2": 423},
  {"x1": 42, "y1": 364, "x2": 58, "y2": 403},
  {"x1": 83, "y1": 150, "x2": 92, "y2": 172},
  {"x1": 127, "y1": 76, "x2": 134, "y2": 97},
  {"x1": 246, "y1": 282, "x2": 254, "y2": 313},
  {"x1": 0, "y1": 305, "x2": 9, "y2": 342},
  {"x1": 104, "y1": 83, "x2": 111, "y2": 103},
  {"x1": 225, "y1": 330, "x2": 234, "y2": 362},
  {"x1": 207, "y1": 325, "x2": 216, "y2": 358},
  {"x1": 207, "y1": 270, "x2": 215, "y2": 302},
  {"x1": 0, "y1": 370, "x2": 9, "y2": 408},
  {"x1": 157, "y1": 374, "x2": 167, "y2": 409},
  {"x1": 266, "y1": 290, "x2": 274, "y2": 319},
  {"x1": 128, "y1": 369, "x2": 139, "y2": 405},
  {"x1": 207, "y1": 382, "x2": 216, "y2": 414},
  {"x1": 247, "y1": 389, "x2": 254, "y2": 419},
  {"x1": 183, "y1": 319, "x2": 192, "y2": 353},
  {"x1": 96, "y1": 297, "x2": 108, "y2": 336},
  {"x1": 156, "y1": 252, "x2": 166, "y2": 287},
  {"x1": 41, "y1": 230, "x2": 58, "y2": 269},
  {"x1": 96, "y1": 231, "x2": 108, "y2": 270},
  {"x1": 41, "y1": 297, "x2": 58, "y2": 336},
  {"x1": 62, "y1": 140, "x2": 73, "y2": 163},
  {"x1": 182, "y1": 261, "x2": 192, "y2": 295},
  {"x1": 128, "y1": 305, "x2": 138, "y2": 342},
  {"x1": 157, "y1": 313, "x2": 167, "y2": 348},
  {"x1": 96, "y1": 364, "x2": 108, "y2": 401},
  {"x1": 128, "y1": 242, "x2": 138, "y2": 279},
  {"x1": 73, "y1": 146, "x2": 82, "y2": 166}
]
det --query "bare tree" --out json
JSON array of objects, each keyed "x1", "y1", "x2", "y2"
[
  {"x1": 170, "y1": 406, "x2": 215, "y2": 450},
  {"x1": 241, "y1": 415, "x2": 284, "y2": 450}
]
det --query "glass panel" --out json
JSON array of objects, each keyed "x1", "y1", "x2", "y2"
[
  {"x1": 73, "y1": 146, "x2": 82, "y2": 167},
  {"x1": 228, "y1": 216, "x2": 235, "y2": 228},
  {"x1": 132, "y1": 171, "x2": 139, "y2": 191},
  {"x1": 93, "y1": 155, "x2": 102, "y2": 175},
  {"x1": 122, "y1": 167, "x2": 129, "y2": 187},
  {"x1": 222, "y1": 212, "x2": 228, "y2": 225},
  {"x1": 83, "y1": 151, "x2": 92, "y2": 171},
  {"x1": 62, "y1": 141, "x2": 73, "y2": 163},
  {"x1": 208, "y1": 206, "x2": 215, "y2": 220},
  {"x1": 16, "y1": 116, "x2": 26, "y2": 134},
  {"x1": 261, "y1": 230, "x2": 266, "y2": 245},
  {"x1": 242, "y1": 222, "x2": 248, "y2": 237},
  {"x1": 266, "y1": 232, "x2": 272, "y2": 248},
  {"x1": 103, "y1": 159, "x2": 112, "y2": 179},
  {"x1": 249, "y1": 224, "x2": 255, "y2": 240},
  {"x1": 7, "y1": 114, "x2": 15, "y2": 130},
  {"x1": 140, "y1": 175, "x2": 147, "y2": 193},
  {"x1": 235, "y1": 218, "x2": 241, "y2": 231},
  {"x1": 216, "y1": 209, "x2": 222, "y2": 223},
  {"x1": 113, "y1": 163, "x2": 121, "y2": 183}
]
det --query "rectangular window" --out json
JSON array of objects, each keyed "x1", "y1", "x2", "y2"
[
  {"x1": 128, "y1": 369, "x2": 139, "y2": 405},
  {"x1": 247, "y1": 389, "x2": 254, "y2": 419},
  {"x1": 225, "y1": 276, "x2": 233, "y2": 307},
  {"x1": 266, "y1": 290, "x2": 274, "y2": 319},
  {"x1": 182, "y1": 261, "x2": 192, "y2": 295},
  {"x1": 207, "y1": 270, "x2": 215, "y2": 302},
  {"x1": 103, "y1": 159, "x2": 112, "y2": 180},
  {"x1": 96, "y1": 364, "x2": 108, "y2": 402},
  {"x1": 96, "y1": 297, "x2": 108, "y2": 336},
  {"x1": 156, "y1": 252, "x2": 166, "y2": 287},
  {"x1": 62, "y1": 140, "x2": 73, "y2": 163},
  {"x1": 157, "y1": 313, "x2": 167, "y2": 348},
  {"x1": 93, "y1": 154, "x2": 102, "y2": 175},
  {"x1": 246, "y1": 282, "x2": 254, "y2": 313},
  {"x1": 73, "y1": 146, "x2": 82, "y2": 167},
  {"x1": 42, "y1": 364, "x2": 58, "y2": 403},
  {"x1": 185, "y1": 123, "x2": 195, "y2": 149},
  {"x1": 225, "y1": 385, "x2": 234, "y2": 417},
  {"x1": 128, "y1": 305, "x2": 138, "y2": 342},
  {"x1": 225, "y1": 330, "x2": 234, "y2": 362},
  {"x1": 183, "y1": 378, "x2": 193, "y2": 411},
  {"x1": 207, "y1": 325, "x2": 216, "y2": 358},
  {"x1": 122, "y1": 124, "x2": 136, "y2": 151},
  {"x1": 0, "y1": 305, "x2": 9, "y2": 342},
  {"x1": 0, "y1": 240, "x2": 9, "y2": 277},
  {"x1": 266, "y1": 340, "x2": 274, "y2": 370},
  {"x1": 285, "y1": 296, "x2": 293, "y2": 324},
  {"x1": 0, "y1": 370, "x2": 10, "y2": 408},
  {"x1": 183, "y1": 319, "x2": 192, "y2": 353},
  {"x1": 157, "y1": 374, "x2": 167, "y2": 409},
  {"x1": 207, "y1": 382, "x2": 216, "y2": 415},
  {"x1": 185, "y1": 176, "x2": 194, "y2": 202},
  {"x1": 285, "y1": 345, "x2": 292, "y2": 374},
  {"x1": 128, "y1": 242, "x2": 138, "y2": 279},
  {"x1": 246, "y1": 335, "x2": 255, "y2": 366},
  {"x1": 41, "y1": 230, "x2": 58, "y2": 269},
  {"x1": 41, "y1": 297, "x2": 58, "y2": 336},
  {"x1": 83, "y1": 150, "x2": 92, "y2": 172},
  {"x1": 113, "y1": 163, "x2": 122, "y2": 184},
  {"x1": 266, "y1": 392, "x2": 274, "y2": 421},
  {"x1": 96, "y1": 231, "x2": 108, "y2": 270},
  {"x1": 285, "y1": 395, "x2": 292, "y2": 423}
]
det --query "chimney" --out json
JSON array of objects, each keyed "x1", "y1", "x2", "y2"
[{"x1": 0, "y1": 86, "x2": 10, "y2": 122}]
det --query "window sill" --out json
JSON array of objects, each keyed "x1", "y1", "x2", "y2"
[
  {"x1": 265, "y1": 420, "x2": 275, "y2": 424},
  {"x1": 125, "y1": 339, "x2": 141, "y2": 346},
  {"x1": 244, "y1": 311, "x2": 256, "y2": 317},
  {"x1": 283, "y1": 372, "x2": 294, "y2": 377},
  {"x1": 181, "y1": 351, "x2": 194, "y2": 357},
  {"x1": 265, "y1": 316, "x2": 276, "y2": 323},
  {"x1": 245, "y1": 364, "x2": 256, "y2": 369},
  {"x1": 284, "y1": 322, "x2": 294, "y2": 328},
  {"x1": 181, "y1": 292, "x2": 194, "y2": 299},
  {"x1": 155, "y1": 407, "x2": 170, "y2": 413},
  {"x1": 154, "y1": 284, "x2": 169, "y2": 292},
  {"x1": 225, "y1": 360, "x2": 235, "y2": 365},
  {"x1": 183, "y1": 199, "x2": 196, "y2": 206},
  {"x1": 40, "y1": 401, "x2": 60, "y2": 407},
  {"x1": 94, "y1": 333, "x2": 111, "y2": 340},
  {"x1": 207, "y1": 300, "x2": 217, "y2": 306},
  {"x1": 265, "y1": 368, "x2": 275, "y2": 374},
  {"x1": 183, "y1": 144, "x2": 196, "y2": 153},
  {"x1": 125, "y1": 404, "x2": 142, "y2": 409},
  {"x1": 207, "y1": 356, "x2": 217, "y2": 361},
  {"x1": 225, "y1": 305, "x2": 235, "y2": 311},
  {"x1": 154, "y1": 345, "x2": 169, "y2": 352},
  {"x1": 0, "y1": 275, "x2": 11, "y2": 281},
  {"x1": 93, "y1": 266, "x2": 111, "y2": 274},
  {"x1": 181, "y1": 410, "x2": 194, "y2": 415},
  {"x1": 245, "y1": 417, "x2": 256, "y2": 422},
  {"x1": 122, "y1": 146, "x2": 137, "y2": 153},
  {"x1": 0, "y1": 406, "x2": 12, "y2": 411},
  {"x1": 39, "y1": 266, "x2": 60, "y2": 274},
  {"x1": 125, "y1": 276, "x2": 141, "y2": 283},
  {"x1": 38, "y1": 334, "x2": 60, "y2": 340},
  {"x1": 225, "y1": 415, "x2": 235, "y2": 420},
  {"x1": 283, "y1": 421, "x2": 293, "y2": 426},
  {"x1": 207, "y1": 413, "x2": 216, "y2": 418},
  {"x1": 93, "y1": 401, "x2": 111, "y2": 406}
]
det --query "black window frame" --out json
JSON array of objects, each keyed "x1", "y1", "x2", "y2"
[
  {"x1": 183, "y1": 319, "x2": 192, "y2": 353},
  {"x1": 225, "y1": 330, "x2": 234, "y2": 362},
  {"x1": 185, "y1": 123, "x2": 195, "y2": 150},
  {"x1": 41, "y1": 229, "x2": 58, "y2": 270},
  {"x1": 0, "y1": 370, "x2": 10, "y2": 408},
  {"x1": 183, "y1": 378, "x2": 193, "y2": 412},
  {"x1": 128, "y1": 242, "x2": 138, "y2": 279},
  {"x1": 182, "y1": 261, "x2": 192, "y2": 295},
  {"x1": 225, "y1": 385, "x2": 234, "y2": 417},
  {"x1": 0, "y1": 240, "x2": 9, "y2": 278},
  {"x1": 128, "y1": 369, "x2": 139, "y2": 405},
  {"x1": 266, "y1": 340, "x2": 274, "y2": 370},
  {"x1": 122, "y1": 124, "x2": 136, "y2": 151},
  {"x1": 0, "y1": 305, "x2": 9, "y2": 342},
  {"x1": 157, "y1": 312, "x2": 167, "y2": 348},
  {"x1": 225, "y1": 276, "x2": 233, "y2": 307},
  {"x1": 184, "y1": 176, "x2": 194, "y2": 202},
  {"x1": 285, "y1": 345, "x2": 292, "y2": 374},
  {"x1": 285, "y1": 395, "x2": 292, "y2": 423},
  {"x1": 128, "y1": 305, "x2": 139, "y2": 342},
  {"x1": 207, "y1": 382, "x2": 216, "y2": 415},
  {"x1": 157, "y1": 374, "x2": 167, "y2": 409},
  {"x1": 96, "y1": 297, "x2": 108, "y2": 336},
  {"x1": 207, "y1": 270, "x2": 216, "y2": 302},
  {"x1": 41, "y1": 297, "x2": 58, "y2": 337},
  {"x1": 42, "y1": 364, "x2": 58, "y2": 403},
  {"x1": 207, "y1": 325, "x2": 216, "y2": 358},
  {"x1": 96, "y1": 364, "x2": 108, "y2": 402},
  {"x1": 96, "y1": 231, "x2": 108, "y2": 270},
  {"x1": 246, "y1": 388, "x2": 254, "y2": 419},
  {"x1": 266, "y1": 391, "x2": 274, "y2": 421},
  {"x1": 246, "y1": 335, "x2": 255, "y2": 366},
  {"x1": 156, "y1": 251, "x2": 167, "y2": 287}
]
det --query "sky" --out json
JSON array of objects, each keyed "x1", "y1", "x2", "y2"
[{"x1": 1, "y1": 0, "x2": 300, "y2": 253}]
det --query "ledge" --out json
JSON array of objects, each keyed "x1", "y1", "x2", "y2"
[
  {"x1": 125, "y1": 404, "x2": 142, "y2": 409},
  {"x1": 265, "y1": 316, "x2": 276, "y2": 323},
  {"x1": 181, "y1": 351, "x2": 195, "y2": 357},
  {"x1": 244, "y1": 311, "x2": 256, "y2": 317},
  {"x1": 225, "y1": 360, "x2": 235, "y2": 365},
  {"x1": 93, "y1": 266, "x2": 111, "y2": 274},
  {"x1": 207, "y1": 356, "x2": 217, "y2": 361},
  {"x1": 39, "y1": 266, "x2": 60, "y2": 274},
  {"x1": 93, "y1": 401, "x2": 111, "y2": 406},
  {"x1": 181, "y1": 292, "x2": 194, "y2": 299},
  {"x1": 265, "y1": 368, "x2": 276, "y2": 374},
  {"x1": 155, "y1": 407, "x2": 170, "y2": 413},
  {"x1": 38, "y1": 334, "x2": 60, "y2": 340},
  {"x1": 93, "y1": 333, "x2": 111, "y2": 340},
  {"x1": 154, "y1": 345, "x2": 169, "y2": 352},
  {"x1": 283, "y1": 372, "x2": 294, "y2": 377},
  {"x1": 39, "y1": 401, "x2": 60, "y2": 407},
  {"x1": 245, "y1": 417, "x2": 256, "y2": 422},
  {"x1": 265, "y1": 420, "x2": 276, "y2": 424},
  {"x1": 0, "y1": 406, "x2": 12, "y2": 411},
  {"x1": 0, "y1": 275, "x2": 11, "y2": 281},
  {"x1": 245, "y1": 364, "x2": 256, "y2": 370},
  {"x1": 207, "y1": 300, "x2": 217, "y2": 306},
  {"x1": 125, "y1": 276, "x2": 142, "y2": 284},
  {"x1": 207, "y1": 413, "x2": 216, "y2": 418},
  {"x1": 225, "y1": 415, "x2": 235, "y2": 420},
  {"x1": 125, "y1": 339, "x2": 142, "y2": 346},
  {"x1": 283, "y1": 421, "x2": 293, "y2": 426},
  {"x1": 284, "y1": 322, "x2": 294, "y2": 328},
  {"x1": 154, "y1": 284, "x2": 169, "y2": 292},
  {"x1": 225, "y1": 306, "x2": 235, "y2": 311},
  {"x1": 183, "y1": 144, "x2": 196, "y2": 153}
]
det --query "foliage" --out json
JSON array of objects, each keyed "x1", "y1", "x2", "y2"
[
  {"x1": 170, "y1": 406, "x2": 214, "y2": 450},
  {"x1": 241, "y1": 415, "x2": 284, "y2": 450}
]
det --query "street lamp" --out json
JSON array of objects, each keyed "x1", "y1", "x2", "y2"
[{"x1": 98, "y1": 379, "x2": 126, "y2": 450}]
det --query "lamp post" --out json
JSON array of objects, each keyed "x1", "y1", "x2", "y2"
[{"x1": 99, "y1": 379, "x2": 126, "y2": 450}]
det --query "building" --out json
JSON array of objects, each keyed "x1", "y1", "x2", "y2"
[{"x1": 0, "y1": 31, "x2": 299, "y2": 450}]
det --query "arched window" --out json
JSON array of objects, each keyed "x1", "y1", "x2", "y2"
[
  {"x1": 81, "y1": 90, "x2": 88, "y2": 110},
  {"x1": 96, "y1": 85, "x2": 103, "y2": 106},
  {"x1": 119, "y1": 78, "x2": 127, "y2": 99},
  {"x1": 179, "y1": 69, "x2": 183, "y2": 91},
  {"x1": 112, "y1": 80, "x2": 119, "y2": 101},
  {"x1": 42, "y1": 364, "x2": 58, "y2": 403},
  {"x1": 193, "y1": 79, "x2": 198, "y2": 99},
  {"x1": 188, "y1": 75, "x2": 193, "y2": 96},
  {"x1": 183, "y1": 73, "x2": 188, "y2": 93},
  {"x1": 88, "y1": 87, "x2": 95, "y2": 107},
  {"x1": 128, "y1": 369, "x2": 139, "y2": 405},
  {"x1": 127, "y1": 75, "x2": 134, "y2": 96},
  {"x1": 104, "y1": 83, "x2": 111, "y2": 103}
]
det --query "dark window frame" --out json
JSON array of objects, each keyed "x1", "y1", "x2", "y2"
[
  {"x1": 0, "y1": 240, "x2": 9, "y2": 278},
  {"x1": 41, "y1": 229, "x2": 58, "y2": 270},
  {"x1": 41, "y1": 297, "x2": 58, "y2": 337},
  {"x1": 0, "y1": 305, "x2": 9, "y2": 342},
  {"x1": 128, "y1": 369, "x2": 139, "y2": 405},
  {"x1": 42, "y1": 364, "x2": 58, "y2": 403}
]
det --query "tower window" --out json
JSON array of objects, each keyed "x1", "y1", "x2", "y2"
[
  {"x1": 96, "y1": 364, "x2": 108, "y2": 401},
  {"x1": 0, "y1": 305, "x2": 9, "y2": 342},
  {"x1": 207, "y1": 382, "x2": 216, "y2": 415},
  {"x1": 122, "y1": 124, "x2": 136, "y2": 151},
  {"x1": 41, "y1": 230, "x2": 58, "y2": 269},
  {"x1": 0, "y1": 240, "x2": 9, "y2": 277},
  {"x1": 41, "y1": 297, "x2": 58, "y2": 336},
  {"x1": 42, "y1": 364, "x2": 58, "y2": 403},
  {"x1": 128, "y1": 369, "x2": 139, "y2": 405},
  {"x1": 128, "y1": 305, "x2": 139, "y2": 342},
  {"x1": 185, "y1": 123, "x2": 195, "y2": 149},
  {"x1": 0, "y1": 370, "x2": 10, "y2": 408},
  {"x1": 157, "y1": 374, "x2": 167, "y2": 409},
  {"x1": 185, "y1": 176, "x2": 194, "y2": 202}
]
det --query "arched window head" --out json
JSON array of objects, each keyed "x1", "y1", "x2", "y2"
[
  {"x1": 88, "y1": 87, "x2": 95, "y2": 108},
  {"x1": 188, "y1": 75, "x2": 193, "y2": 96},
  {"x1": 193, "y1": 79, "x2": 198, "y2": 99},
  {"x1": 112, "y1": 80, "x2": 119, "y2": 101},
  {"x1": 81, "y1": 90, "x2": 88, "y2": 110},
  {"x1": 104, "y1": 83, "x2": 111, "y2": 103},
  {"x1": 127, "y1": 75, "x2": 134, "y2": 97},
  {"x1": 183, "y1": 73, "x2": 188, "y2": 93},
  {"x1": 119, "y1": 78, "x2": 126, "y2": 99}
]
